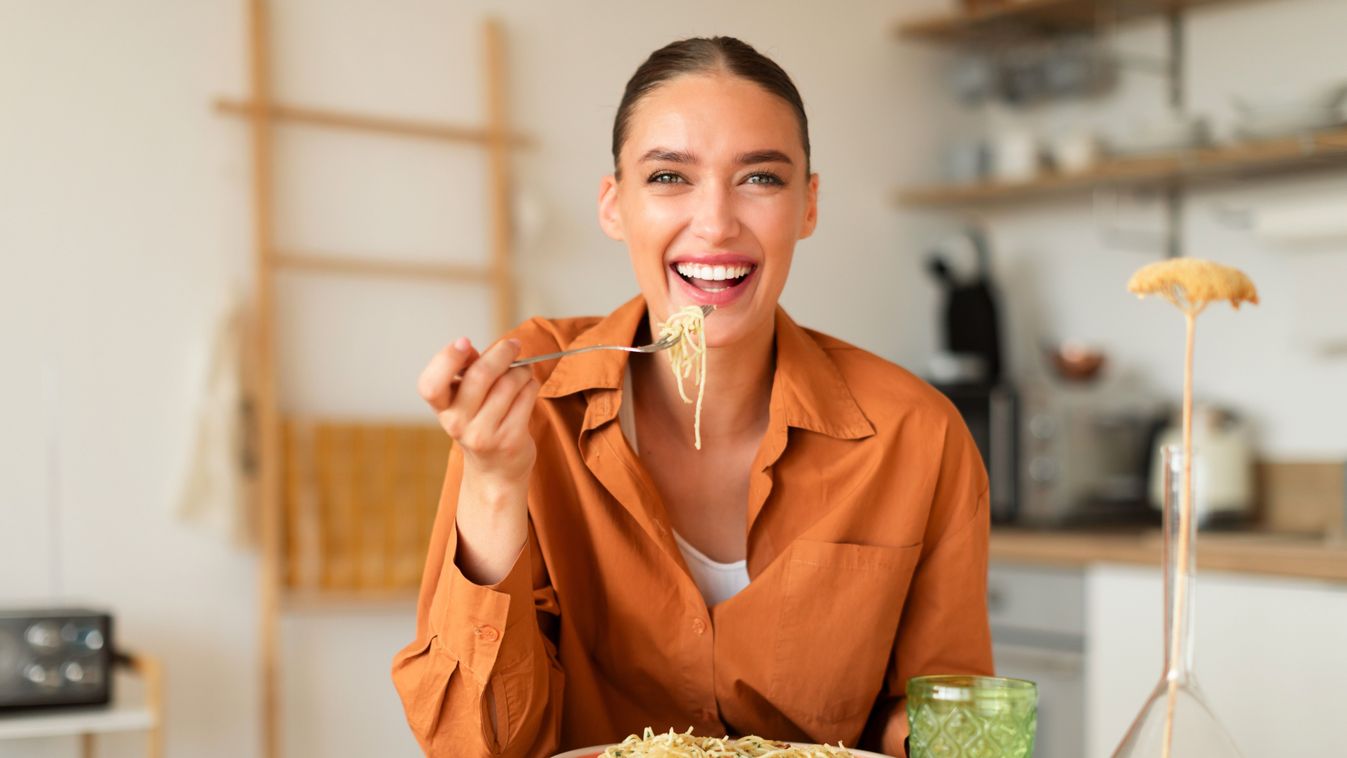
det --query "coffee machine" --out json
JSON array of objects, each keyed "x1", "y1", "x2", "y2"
[{"x1": 926, "y1": 227, "x2": 1018, "y2": 524}]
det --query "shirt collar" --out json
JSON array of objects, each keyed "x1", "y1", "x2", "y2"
[
  {"x1": 770, "y1": 308, "x2": 875, "y2": 440},
  {"x1": 538, "y1": 296, "x2": 646, "y2": 399},
  {"x1": 539, "y1": 295, "x2": 875, "y2": 441}
]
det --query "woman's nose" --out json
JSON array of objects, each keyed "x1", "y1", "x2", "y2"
[{"x1": 690, "y1": 183, "x2": 739, "y2": 245}]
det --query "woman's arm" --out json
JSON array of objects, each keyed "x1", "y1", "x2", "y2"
[
  {"x1": 391, "y1": 444, "x2": 565, "y2": 757},
  {"x1": 392, "y1": 336, "x2": 562, "y2": 757},
  {"x1": 863, "y1": 418, "x2": 996, "y2": 757}
]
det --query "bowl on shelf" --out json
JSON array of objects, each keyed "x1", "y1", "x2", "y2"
[{"x1": 1044, "y1": 341, "x2": 1106, "y2": 382}]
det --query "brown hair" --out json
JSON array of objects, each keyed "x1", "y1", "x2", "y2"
[{"x1": 611, "y1": 36, "x2": 811, "y2": 177}]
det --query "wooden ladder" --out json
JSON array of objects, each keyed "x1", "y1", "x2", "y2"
[{"x1": 214, "y1": 3, "x2": 530, "y2": 755}]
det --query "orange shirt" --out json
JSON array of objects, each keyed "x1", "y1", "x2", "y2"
[{"x1": 391, "y1": 297, "x2": 993, "y2": 757}]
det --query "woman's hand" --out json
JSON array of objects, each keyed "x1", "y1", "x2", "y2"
[
  {"x1": 419, "y1": 337, "x2": 541, "y2": 491},
  {"x1": 419, "y1": 337, "x2": 540, "y2": 585}
]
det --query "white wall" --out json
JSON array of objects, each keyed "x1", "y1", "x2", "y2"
[{"x1": 0, "y1": 1, "x2": 951, "y2": 756}]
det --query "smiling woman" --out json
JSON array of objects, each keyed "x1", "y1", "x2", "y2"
[{"x1": 393, "y1": 36, "x2": 994, "y2": 758}]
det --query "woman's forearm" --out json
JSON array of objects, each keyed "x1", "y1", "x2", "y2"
[{"x1": 453, "y1": 468, "x2": 529, "y2": 586}]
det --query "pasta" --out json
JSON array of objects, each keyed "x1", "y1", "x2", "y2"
[
  {"x1": 659, "y1": 305, "x2": 709, "y2": 450},
  {"x1": 602, "y1": 727, "x2": 854, "y2": 758}
]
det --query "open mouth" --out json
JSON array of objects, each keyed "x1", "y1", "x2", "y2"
[{"x1": 671, "y1": 261, "x2": 758, "y2": 293}]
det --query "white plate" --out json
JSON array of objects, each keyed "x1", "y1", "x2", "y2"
[{"x1": 552, "y1": 745, "x2": 892, "y2": 758}]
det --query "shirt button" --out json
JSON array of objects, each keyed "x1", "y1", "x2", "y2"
[
  {"x1": 474, "y1": 625, "x2": 500, "y2": 643},
  {"x1": 690, "y1": 618, "x2": 707, "y2": 635}
]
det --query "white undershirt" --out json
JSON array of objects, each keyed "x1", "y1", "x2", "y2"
[{"x1": 618, "y1": 365, "x2": 750, "y2": 608}]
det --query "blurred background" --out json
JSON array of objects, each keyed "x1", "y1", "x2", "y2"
[{"x1": 1, "y1": 1, "x2": 1345, "y2": 756}]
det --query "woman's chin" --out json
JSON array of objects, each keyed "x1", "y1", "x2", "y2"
[{"x1": 702, "y1": 308, "x2": 775, "y2": 351}]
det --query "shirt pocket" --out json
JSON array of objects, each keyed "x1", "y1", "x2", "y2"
[
  {"x1": 394, "y1": 635, "x2": 460, "y2": 740},
  {"x1": 768, "y1": 539, "x2": 922, "y2": 736}
]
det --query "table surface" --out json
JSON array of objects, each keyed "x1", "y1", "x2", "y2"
[
  {"x1": 0, "y1": 667, "x2": 156, "y2": 741},
  {"x1": 991, "y1": 527, "x2": 1347, "y2": 582}
]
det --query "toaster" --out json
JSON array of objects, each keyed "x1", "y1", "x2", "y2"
[{"x1": 0, "y1": 608, "x2": 114, "y2": 710}]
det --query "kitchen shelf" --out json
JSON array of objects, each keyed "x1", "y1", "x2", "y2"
[
  {"x1": 897, "y1": 0, "x2": 1250, "y2": 44},
  {"x1": 897, "y1": 125, "x2": 1347, "y2": 207}
]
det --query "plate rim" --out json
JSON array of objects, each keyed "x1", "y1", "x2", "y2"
[{"x1": 550, "y1": 744, "x2": 893, "y2": 758}]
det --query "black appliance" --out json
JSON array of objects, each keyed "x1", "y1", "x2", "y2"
[
  {"x1": 926, "y1": 226, "x2": 1003, "y2": 387},
  {"x1": 926, "y1": 227, "x2": 1018, "y2": 523},
  {"x1": 938, "y1": 383, "x2": 1019, "y2": 525},
  {"x1": 0, "y1": 608, "x2": 114, "y2": 711}
]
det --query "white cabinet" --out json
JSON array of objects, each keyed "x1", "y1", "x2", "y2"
[
  {"x1": 988, "y1": 564, "x2": 1086, "y2": 758},
  {"x1": 1085, "y1": 565, "x2": 1347, "y2": 756}
]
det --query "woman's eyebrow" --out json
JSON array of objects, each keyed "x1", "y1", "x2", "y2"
[
  {"x1": 636, "y1": 148, "x2": 794, "y2": 166},
  {"x1": 736, "y1": 149, "x2": 793, "y2": 165},
  {"x1": 639, "y1": 148, "x2": 695, "y2": 164}
]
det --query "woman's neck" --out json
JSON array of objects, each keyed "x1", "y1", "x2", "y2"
[{"x1": 632, "y1": 310, "x2": 775, "y2": 447}]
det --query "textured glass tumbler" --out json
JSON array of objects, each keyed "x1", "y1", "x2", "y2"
[{"x1": 907, "y1": 675, "x2": 1037, "y2": 758}]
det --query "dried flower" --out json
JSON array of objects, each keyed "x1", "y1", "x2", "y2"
[
  {"x1": 1127, "y1": 256, "x2": 1257, "y2": 758},
  {"x1": 1127, "y1": 258, "x2": 1259, "y2": 315}
]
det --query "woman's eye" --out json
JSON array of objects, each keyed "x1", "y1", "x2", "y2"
[
  {"x1": 647, "y1": 171, "x2": 685, "y2": 184},
  {"x1": 744, "y1": 172, "x2": 785, "y2": 186}
]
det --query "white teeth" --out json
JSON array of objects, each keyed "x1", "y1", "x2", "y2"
[{"x1": 675, "y1": 262, "x2": 753, "y2": 281}]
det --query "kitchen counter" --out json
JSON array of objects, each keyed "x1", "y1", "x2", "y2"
[{"x1": 990, "y1": 527, "x2": 1347, "y2": 583}]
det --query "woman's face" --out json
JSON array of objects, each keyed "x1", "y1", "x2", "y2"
[{"x1": 598, "y1": 72, "x2": 818, "y2": 348}]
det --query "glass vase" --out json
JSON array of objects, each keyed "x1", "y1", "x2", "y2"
[{"x1": 1112, "y1": 445, "x2": 1241, "y2": 757}]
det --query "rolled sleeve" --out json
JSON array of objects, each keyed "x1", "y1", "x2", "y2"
[
  {"x1": 392, "y1": 442, "x2": 564, "y2": 757},
  {"x1": 436, "y1": 539, "x2": 536, "y2": 685}
]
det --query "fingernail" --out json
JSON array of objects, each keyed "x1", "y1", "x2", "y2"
[
  {"x1": 453, "y1": 337, "x2": 470, "y2": 351},
  {"x1": 507, "y1": 338, "x2": 521, "y2": 351}
]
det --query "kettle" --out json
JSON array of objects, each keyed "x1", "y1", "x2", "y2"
[{"x1": 1149, "y1": 405, "x2": 1256, "y2": 527}]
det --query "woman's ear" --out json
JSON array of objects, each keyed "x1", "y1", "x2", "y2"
[
  {"x1": 597, "y1": 175, "x2": 625, "y2": 241},
  {"x1": 799, "y1": 172, "x2": 820, "y2": 240}
]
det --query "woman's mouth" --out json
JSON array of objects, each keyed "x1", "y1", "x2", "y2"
[{"x1": 671, "y1": 261, "x2": 757, "y2": 293}]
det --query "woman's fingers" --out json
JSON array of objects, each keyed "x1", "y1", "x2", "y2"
[
  {"x1": 461, "y1": 366, "x2": 534, "y2": 446},
  {"x1": 418, "y1": 338, "x2": 479, "y2": 411},
  {"x1": 498, "y1": 374, "x2": 541, "y2": 444},
  {"x1": 450, "y1": 338, "x2": 521, "y2": 421},
  {"x1": 420, "y1": 335, "x2": 538, "y2": 487}
]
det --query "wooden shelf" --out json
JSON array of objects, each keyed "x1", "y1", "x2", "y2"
[
  {"x1": 897, "y1": 0, "x2": 1250, "y2": 44},
  {"x1": 897, "y1": 126, "x2": 1347, "y2": 207}
]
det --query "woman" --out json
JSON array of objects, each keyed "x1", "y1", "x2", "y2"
[{"x1": 392, "y1": 37, "x2": 993, "y2": 757}]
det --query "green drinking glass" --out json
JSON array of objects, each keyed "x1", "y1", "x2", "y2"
[{"x1": 907, "y1": 675, "x2": 1038, "y2": 758}]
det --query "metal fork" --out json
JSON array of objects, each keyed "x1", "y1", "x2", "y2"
[{"x1": 508, "y1": 304, "x2": 714, "y2": 368}]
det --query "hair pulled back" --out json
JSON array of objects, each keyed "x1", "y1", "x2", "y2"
[{"x1": 611, "y1": 37, "x2": 810, "y2": 177}]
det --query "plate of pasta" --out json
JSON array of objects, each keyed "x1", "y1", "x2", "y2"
[{"x1": 551, "y1": 727, "x2": 893, "y2": 758}]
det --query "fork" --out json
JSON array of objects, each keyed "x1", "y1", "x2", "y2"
[{"x1": 508, "y1": 304, "x2": 714, "y2": 368}]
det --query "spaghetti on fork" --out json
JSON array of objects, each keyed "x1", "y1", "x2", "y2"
[{"x1": 659, "y1": 305, "x2": 710, "y2": 450}]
